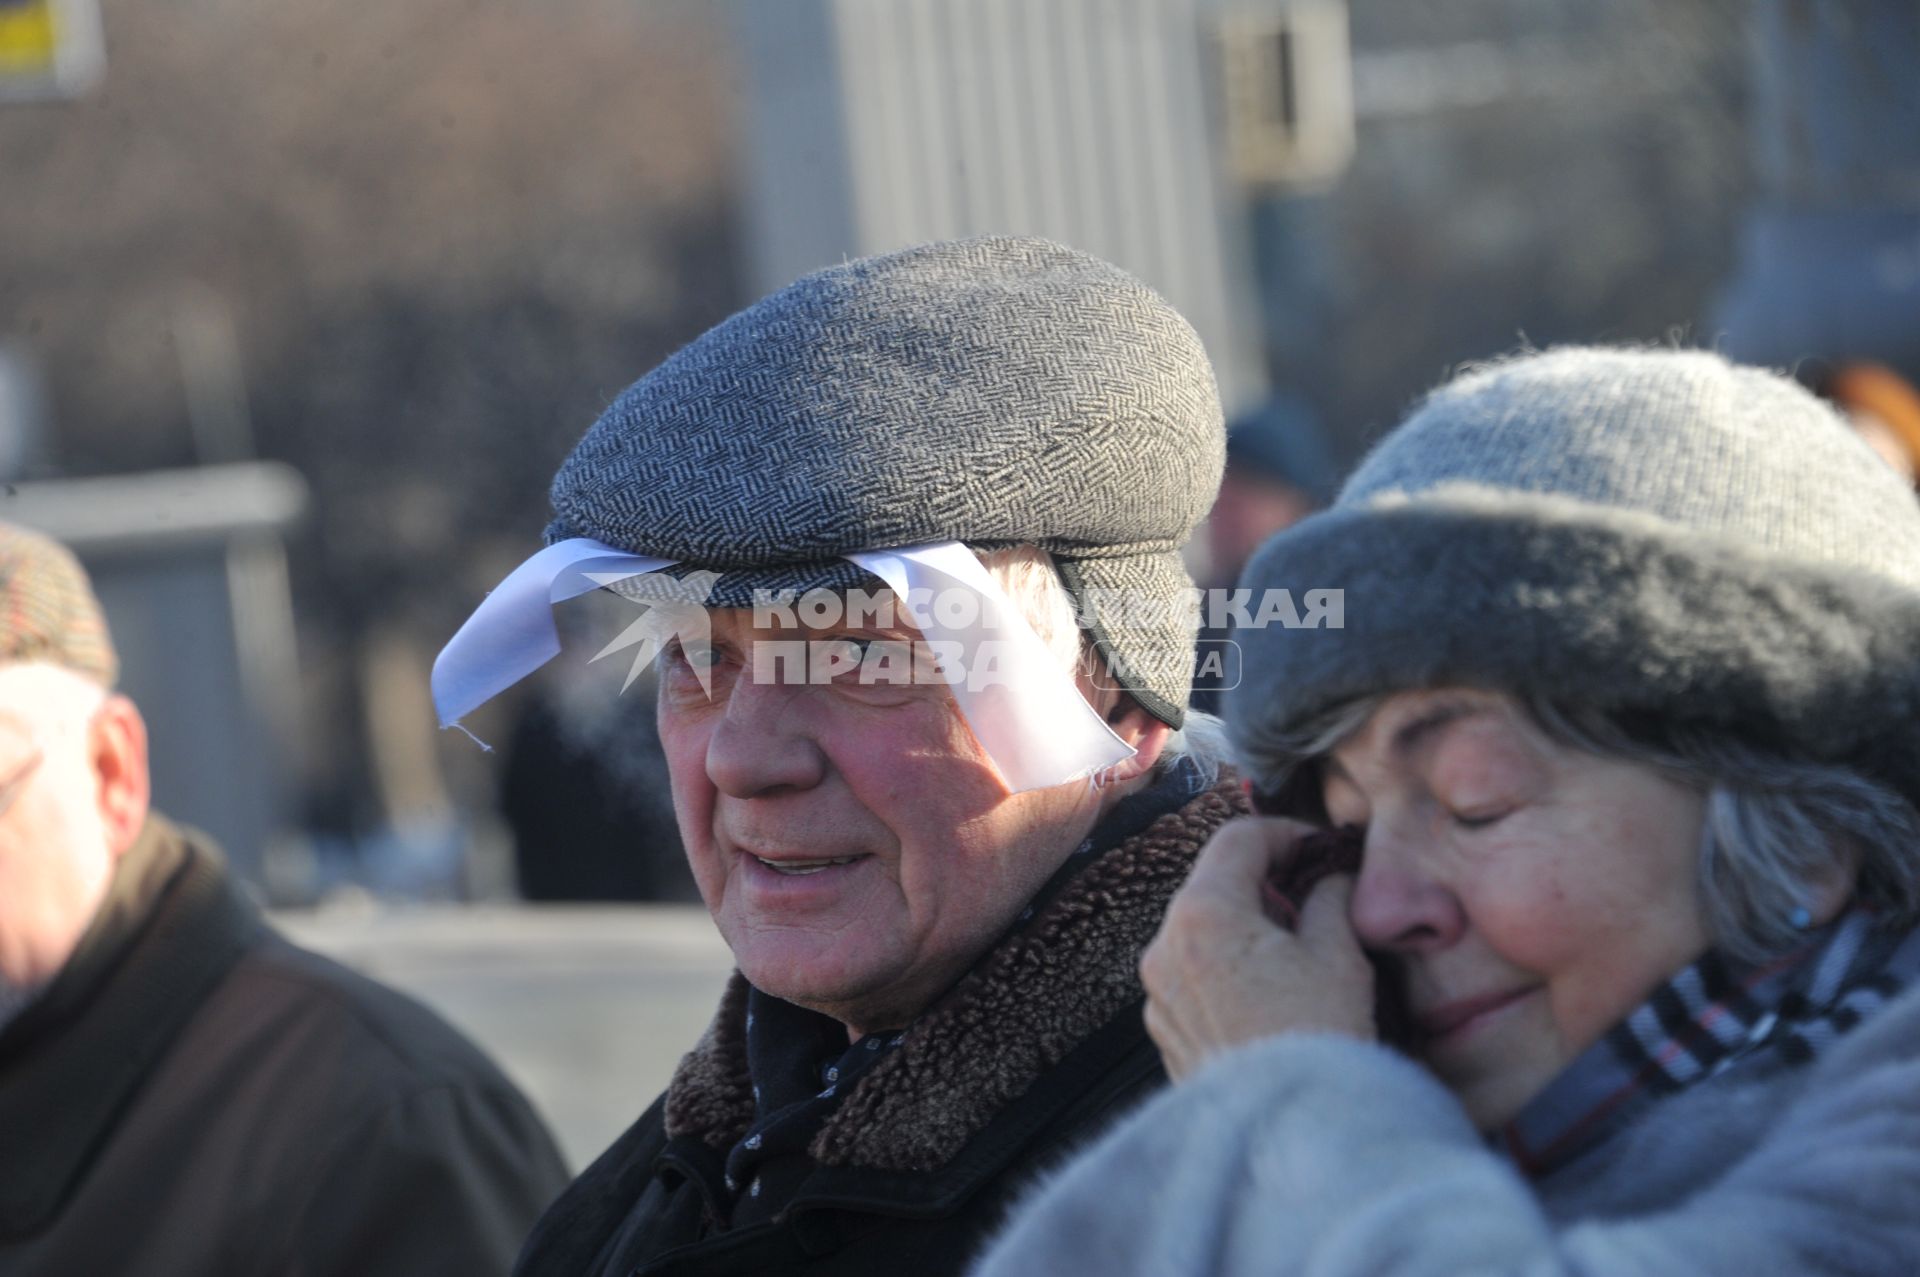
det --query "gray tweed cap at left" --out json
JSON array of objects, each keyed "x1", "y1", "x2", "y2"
[{"x1": 547, "y1": 236, "x2": 1225, "y2": 726}]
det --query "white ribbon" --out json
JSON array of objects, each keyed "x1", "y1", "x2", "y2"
[
  {"x1": 846, "y1": 543, "x2": 1133, "y2": 791},
  {"x1": 430, "y1": 539, "x2": 675, "y2": 730},
  {"x1": 432, "y1": 538, "x2": 1135, "y2": 791}
]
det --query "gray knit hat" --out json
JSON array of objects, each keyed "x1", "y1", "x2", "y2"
[
  {"x1": 1230, "y1": 346, "x2": 1920, "y2": 804},
  {"x1": 547, "y1": 236, "x2": 1225, "y2": 725}
]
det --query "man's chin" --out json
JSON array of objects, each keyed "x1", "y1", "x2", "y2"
[{"x1": 731, "y1": 941, "x2": 888, "y2": 1020}]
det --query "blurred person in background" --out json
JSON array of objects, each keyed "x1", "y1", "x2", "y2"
[
  {"x1": 1206, "y1": 394, "x2": 1340, "y2": 585},
  {"x1": 0, "y1": 523, "x2": 569, "y2": 1275},
  {"x1": 433, "y1": 237, "x2": 1241, "y2": 1276},
  {"x1": 1812, "y1": 360, "x2": 1920, "y2": 490},
  {"x1": 1191, "y1": 394, "x2": 1341, "y2": 715},
  {"x1": 975, "y1": 348, "x2": 1920, "y2": 1275},
  {"x1": 500, "y1": 655, "x2": 699, "y2": 903}
]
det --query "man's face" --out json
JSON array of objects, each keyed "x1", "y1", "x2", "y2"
[
  {"x1": 0, "y1": 666, "x2": 115, "y2": 989},
  {"x1": 656, "y1": 601, "x2": 1104, "y2": 1036}
]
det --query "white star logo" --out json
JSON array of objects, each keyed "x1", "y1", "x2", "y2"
[{"x1": 584, "y1": 569, "x2": 723, "y2": 695}]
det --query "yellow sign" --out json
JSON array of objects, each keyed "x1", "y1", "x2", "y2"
[
  {"x1": 0, "y1": 0, "x2": 102, "y2": 99},
  {"x1": 0, "y1": 1, "x2": 57, "y2": 76}
]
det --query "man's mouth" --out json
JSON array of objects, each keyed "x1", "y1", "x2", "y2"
[{"x1": 751, "y1": 854, "x2": 866, "y2": 877}]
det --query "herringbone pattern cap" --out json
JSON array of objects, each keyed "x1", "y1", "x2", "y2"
[
  {"x1": 0, "y1": 521, "x2": 117, "y2": 686},
  {"x1": 546, "y1": 236, "x2": 1225, "y2": 724}
]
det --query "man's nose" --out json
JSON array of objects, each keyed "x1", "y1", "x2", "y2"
[
  {"x1": 702, "y1": 666, "x2": 829, "y2": 799},
  {"x1": 1347, "y1": 822, "x2": 1466, "y2": 954}
]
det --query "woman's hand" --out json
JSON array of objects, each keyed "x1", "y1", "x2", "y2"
[{"x1": 1141, "y1": 817, "x2": 1377, "y2": 1081}]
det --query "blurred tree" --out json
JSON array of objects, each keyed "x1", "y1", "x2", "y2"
[
  {"x1": 1255, "y1": 0, "x2": 1750, "y2": 453},
  {"x1": 0, "y1": 0, "x2": 742, "y2": 853}
]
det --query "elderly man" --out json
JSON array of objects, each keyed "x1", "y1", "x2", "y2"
[
  {"x1": 435, "y1": 237, "x2": 1242, "y2": 1275},
  {"x1": 0, "y1": 524, "x2": 570, "y2": 1274}
]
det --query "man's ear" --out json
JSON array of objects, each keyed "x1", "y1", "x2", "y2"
[
  {"x1": 89, "y1": 695, "x2": 150, "y2": 859},
  {"x1": 1102, "y1": 695, "x2": 1173, "y2": 783}
]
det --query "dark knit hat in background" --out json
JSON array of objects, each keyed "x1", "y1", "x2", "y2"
[
  {"x1": 0, "y1": 521, "x2": 118, "y2": 686},
  {"x1": 1224, "y1": 393, "x2": 1342, "y2": 505},
  {"x1": 547, "y1": 236, "x2": 1225, "y2": 726},
  {"x1": 1230, "y1": 346, "x2": 1920, "y2": 805}
]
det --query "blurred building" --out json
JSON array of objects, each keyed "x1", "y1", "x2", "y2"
[
  {"x1": 730, "y1": 0, "x2": 1360, "y2": 418},
  {"x1": 1253, "y1": 0, "x2": 1749, "y2": 452},
  {"x1": 0, "y1": 0, "x2": 738, "y2": 895},
  {"x1": 2, "y1": 461, "x2": 309, "y2": 881},
  {"x1": 1715, "y1": 0, "x2": 1920, "y2": 381},
  {"x1": 730, "y1": 0, "x2": 1755, "y2": 463}
]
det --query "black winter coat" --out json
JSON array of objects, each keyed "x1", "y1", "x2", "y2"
[
  {"x1": 515, "y1": 779, "x2": 1247, "y2": 1277},
  {"x1": 0, "y1": 816, "x2": 571, "y2": 1276}
]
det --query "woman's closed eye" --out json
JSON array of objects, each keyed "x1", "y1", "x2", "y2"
[{"x1": 1449, "y1": 806, "x2": 1512, "y2": 831}]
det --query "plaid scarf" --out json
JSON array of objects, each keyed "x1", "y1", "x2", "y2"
[{"x1": 1499, "y1": 909, "x2": 1920, "y2": 1178}]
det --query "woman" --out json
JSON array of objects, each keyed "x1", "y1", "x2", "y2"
[{"x1": 971, "y1": 347, "x2": 1920, "y2": 1275}]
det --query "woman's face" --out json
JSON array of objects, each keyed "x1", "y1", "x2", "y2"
[{"x1": 1322, "y1": 688, "x2": 1711, "y2": 1130}]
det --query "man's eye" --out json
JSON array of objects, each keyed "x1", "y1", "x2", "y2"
[
  {"x1": 817, "y1": 637, "x2": 926, "y2": 694},
  {"x1": 815, "y1": 638, "x2": 871, "y2": 680},
  {"x1": 671, "y1": 642, "x2": 722, "y2": 671}
]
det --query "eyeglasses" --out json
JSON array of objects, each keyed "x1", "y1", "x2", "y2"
[{"x1": 0, "y1": 749, "x2": 44, "y2": 819}]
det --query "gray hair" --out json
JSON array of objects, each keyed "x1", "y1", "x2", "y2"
[
  {"x1": 1158, "y1": 709, "x2": 1231, "y2": 787},
  {"x1": 1244, "y1": 692, "x2": 1920, "y2": 965}
]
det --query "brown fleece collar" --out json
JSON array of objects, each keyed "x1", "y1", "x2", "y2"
[{"x1": 662, "y1": 778, "x2": 1248, "y2": 1173}]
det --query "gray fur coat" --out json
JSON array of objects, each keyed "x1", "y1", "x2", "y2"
[{"x1": 972, "y1": 980, "x2": 1920, "y2": 1275}]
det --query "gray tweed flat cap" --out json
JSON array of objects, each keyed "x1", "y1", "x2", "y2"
[
  {"x1": 1230, "y1": 346, "x2": 1920, "y2": 807},
  {"x1": 547, "y1": 236, "x2": 1225, "y2": 726}
]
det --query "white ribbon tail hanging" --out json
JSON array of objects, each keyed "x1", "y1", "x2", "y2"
[
  {"x1": 431, "y1": 538, "x2": 677, "y2": 735},
  {"x1": 847, "y1": 542, "x2": 1134, "y2": 793}
]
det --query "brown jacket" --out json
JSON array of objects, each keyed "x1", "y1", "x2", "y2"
[{"x1": 0, "y1": 816, "x2": 570, "y2": 1275}]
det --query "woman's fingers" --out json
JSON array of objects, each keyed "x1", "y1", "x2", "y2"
[
  {"x1": 1179, "y1": 816, "x2": 1318, "y2": 906},
  {"x1": 1141, "y1": 993, "x2": 1181, "y2": 1077},
  {"x1": 1140, "y1": 825, "x2": 1378, "y2": 1083},
  {"x1": 1297, "y1": 875, "x2": 1375, "y2": 1002},
  {"x1": 1297, "y1": 874, "x2": 1356, "y2": 952}
]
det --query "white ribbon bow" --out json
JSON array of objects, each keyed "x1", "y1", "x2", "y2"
[{"x1": 431, "y1": 538, "x2": 1134, "y2": 792}]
